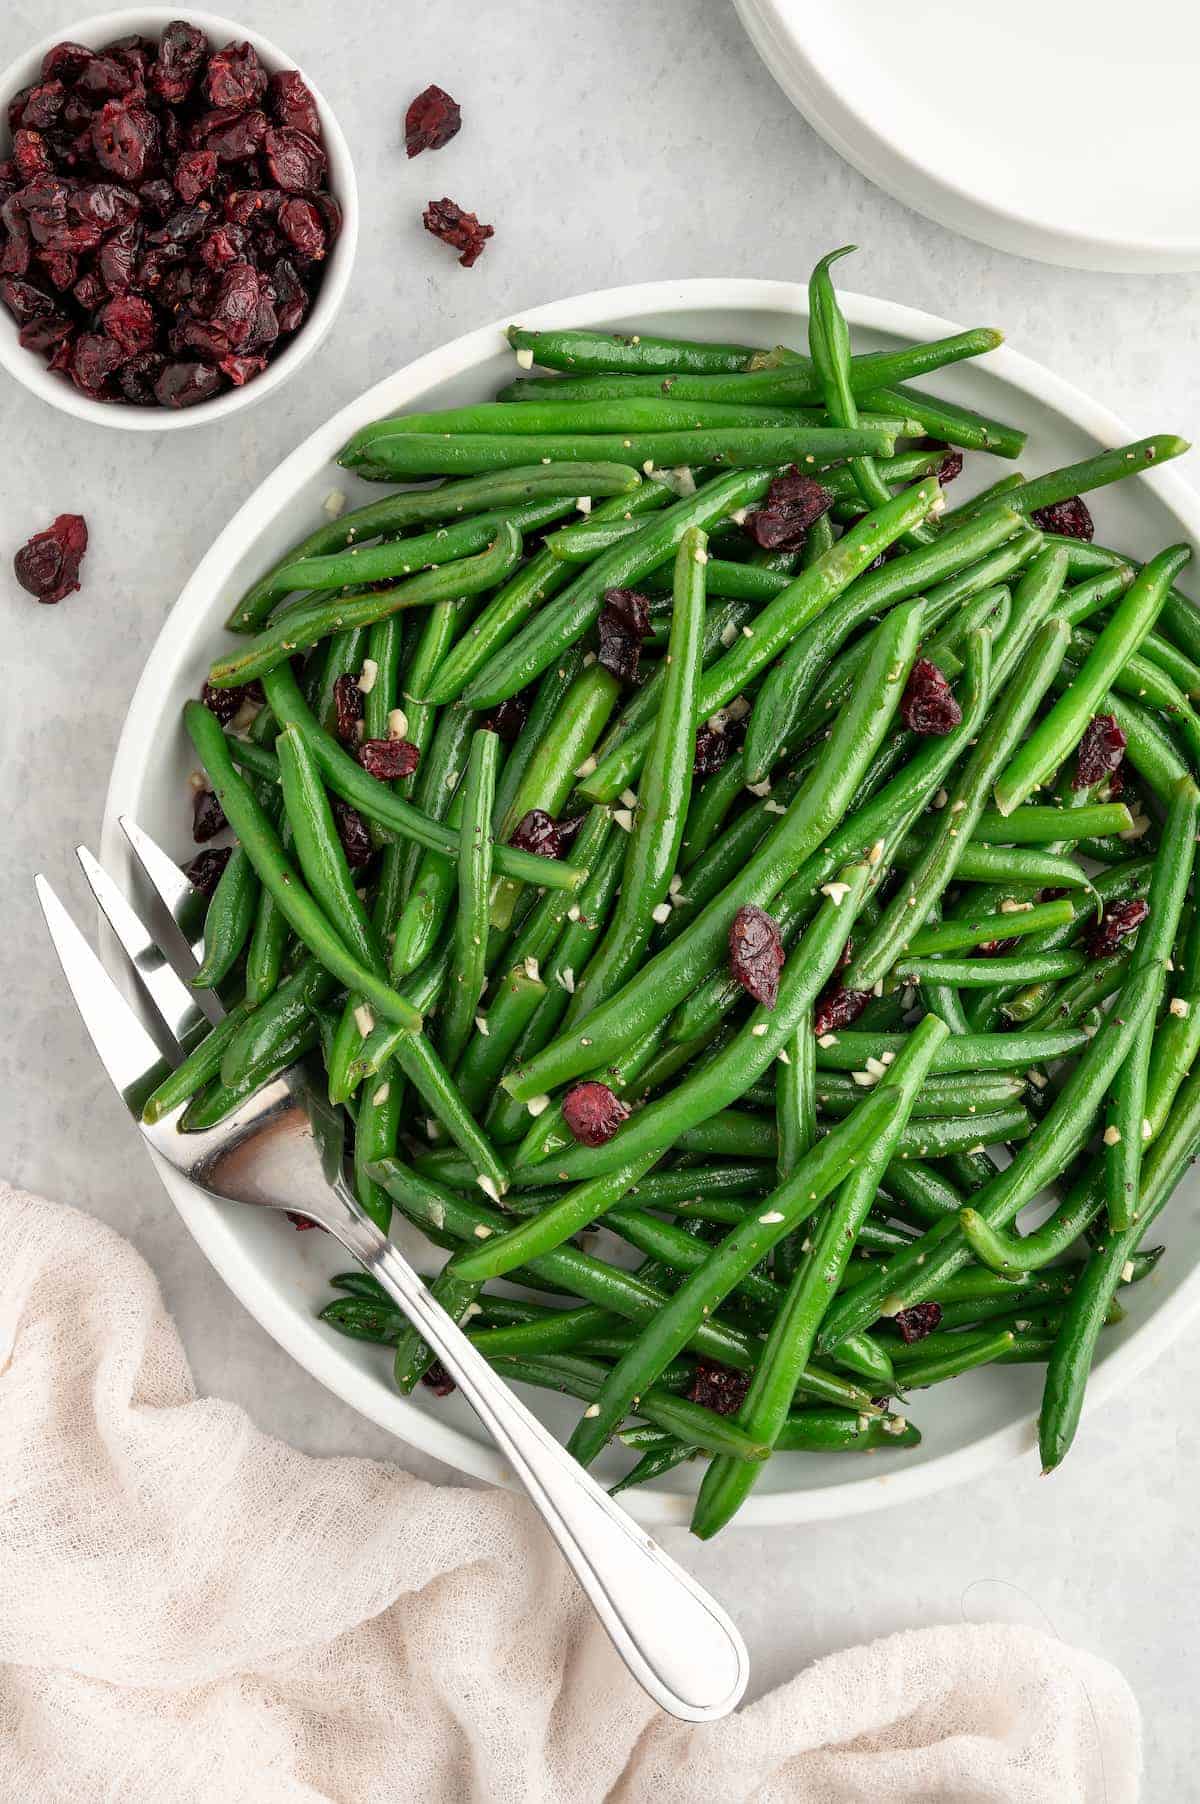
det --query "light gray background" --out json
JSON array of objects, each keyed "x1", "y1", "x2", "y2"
[{"x1": 4, "y1": 1, "x2": 1198, "y2": 1793}]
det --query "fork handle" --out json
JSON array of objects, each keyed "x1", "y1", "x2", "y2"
[{"x1": 333, "y1": 1205, "x2": 748, "y2": 1722}]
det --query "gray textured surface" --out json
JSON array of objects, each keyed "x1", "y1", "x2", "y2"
[{"x1": 3, "y1": 0, "x2": 1199, "y2": 1791}]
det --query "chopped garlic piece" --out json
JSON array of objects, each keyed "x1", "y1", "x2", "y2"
[
  {"x1": 523, "y1": 956, "x2": 540, "y2": 982},
  {"x1": 620, "y1": 788, "x2": 638, "y2": 809},
  {"x1": 575, "y1": 754, "x2": 597, "y2": 779},
  {"x1": 576, "y1": 495, "x2": 592, "y2": 515},
  {"x1": 372, "y1": 1082, "x2": 390, "y2": 1106},
  {"x1": 651, "y1": 901, "x2": 672, "y2": 925},
  {"x1": 353, "y1": 1005, "x2": 375, "y2": 1037},
  {"x1": 514, "y1": 346, "x2": 534, "y2": 369},
  {"x1": 758, "y1": 1210, "x2": 785, "y2": 1224},
  {"x1": 720, "y1": 622, "x2": 739, "y2": 647},
  {"x1": 475, "y1": 1015, "x2": 490, "y2": 1036},
  {"x1": 322, "y1": 488, "x2": 347, "y2": 518},
  {"x1": 745, "y1": 779, "x2": 771, "y2": 798},
  {"x1": 751, "y1": 1023, "x2": 768, "y2": 1037},
  {"x1": 817, "y1": 1033, "x2": 838, "y2": 1048},
  {"x1": 1103, "y1": 1125, "x2": 1121, "y2": 1146},
  {"x1": 584, "y1": 1403, "x2": 601, "y2": 1417},
  {"x1": 527, "y1": 1094, "x2": 551, "y2": 1117},
  {"x1": 821, "y1": 881, "x2": 851, "y2": 907},
  {"x1": 852, "y1": 1069, "x2": 877, "y2": 1087},
  {"x1": 1121, "y1": 1260, "x2": 1136, "y2": 1283},
  {"x1": 356, "y1": 658, "x2": 378, "y2": 694},
  {"x1": 558, "y1": 967, "x2": 575, "y2": 993},
  {"x1": 613, "y1": 808, "x2": 635, "y2": 832},
  {"x1": 475, "y1": 1176, "x2": 500, "y2": 1204},
  {"x1": 1170, "y1": 996, "x2": 1191, "y2": 1018},
  {"x1": 387, "y1": 706, "x2": 409, "y2": 740}
]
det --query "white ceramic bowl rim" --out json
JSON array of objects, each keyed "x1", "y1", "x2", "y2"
[
  {"x1": 0, "y1": 6, "x2": 358, "y2": 430},
  {"x1": 102, "y1": 276, "x2": 1200, "y2": 1524}
]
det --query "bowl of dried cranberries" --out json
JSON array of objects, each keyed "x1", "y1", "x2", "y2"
[{"x1": 0, "y1": 8, "x2": 357, "y2": 426}]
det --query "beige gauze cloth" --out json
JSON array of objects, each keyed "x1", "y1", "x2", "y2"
[{"x1": 0, "y1": 1184, "x2": 1140, "y2": 1802}]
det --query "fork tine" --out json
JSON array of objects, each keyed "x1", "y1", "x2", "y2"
[
  {"x1": 76, "y1": 845, "x2": 213, "y2": 1048},
  {"x1": 118, "y1": 815, "x2": 207, "y2": 960},
  {"x1": 36, "y1": 874, "x2": 171, "y2": 1112}
]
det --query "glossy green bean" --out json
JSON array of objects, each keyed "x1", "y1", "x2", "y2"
[
  {"x1": 191, "y1": 844, "x2": 258, "y2": 988},
  {"x1": 439, "y1": 729, "x2": 500, "y2": 1069},
  {"x1": 959, "y1": 436, "x2": 1190, "y2": 528},
  {"x1": 342, "y1": 425, "x2": 895, "y2": 479}
]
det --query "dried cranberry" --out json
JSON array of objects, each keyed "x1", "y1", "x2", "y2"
[
  {"x1": 358, "y1": 738, "x2": 421, "y2": 780},
  {"x1": 332, "y1": 799, "x2": 373, "y2": 869},
  {"x1": 154, "y1": 359, "x2": 222, "y2": 407},
  {"x1": 901, "y1": 659, "x2": 962, "y2": 735},
  {"x1": 71, "y1": 330, "x2": 126, "y2": 391},
  {"x1": 218, "y1": 352, "x2": 267, "y2": 386},
  {"x1": 19, "y1": 81, "x2": 67, "y2": 132},
  {"x1": 263, "y1": 126, "x2": 326, "y2": 194},
  {"x1": 173, "y1": 149, "x2": 217, "y2": 203},
  {"x1": 1074, "y1": 713, "x2": 1127, "y2": 791},
  {"x1": 561, "y1": 1081, "x2": 630, "y2": 1148},
  {"x1": 6, "y1": 87, "x2": 33, "y2": 136},
  {"x1": 270, "y1": 255, "x2": 307, "y2": 332},
  {"x1": 267, "y1": 70, "x2": 321, "y2": 139},
  {"x1": 149, "y1": 202, "x2": 211, "y2": 247},
  {"x1": 1031, "y1": 496, "x2": 1094, "y2": 542},
  {"x1": 150, "y1": 22, "x2": 207, "y2": 105},
  {"x1": 692, "y1": 716, "x2": 744, "y2": 777},
  {"x1": 728, "y1": 903, "x2": 785, "y2": 1009},
  {"x1": 481, "y1": 693, "x2": 529, "y2": 744},
  {"x1": 118, "y1": 350, "x2": 164, "y2": 404},
  {"x1": 420, "y1": 1360, "x2": 456, "y2": 1398},
  {"x1": 0, "y1": 195, "x2": 32, "y2": 276},
  {"x1": 41, "y1": 42, "x2": 95, "y2": 85},
  {"x1": 13, "y1": 128, "x2": 53, "y2": 182},
  {"x1": 893, "y1": 1301, "x2": 942, "y2": 1344},
  {"x1": 97, "y1": 220, "x2": 139, "y2": 292},
  {"x1": 197, "y1": 222, "x2": 246, "y2": 268},
  {"x1": 686, "y1": 1359, "x2": 751, "y2": 1417},
  {"x1": 200, "y1": 678, "x2": 261, "y2": 724},
  {"x1": 99, "y1": 293, "x2": 155, "y2": 355},
  {"x1": 314, "y1": 190, "x2": 341, "y2": 247},
  {"x1": 975, "y1": 936, "x2": 1020, "y2": 957},
  {"x1": 19, "y1": 313, "x2": 72, "y2": 352},
  {"x1": 278, "y1": 196, "x2": 324, "y2": 259},
  {"x1": 597, "y1": 586, "x2": 651, "y2": 684},
  {"x1": 137, "y1": 177, "x2": 176, "y2": 219},
  {"x1": 422, "y1": 196, "x2": 492, "y2": 268},
  {"x1": 13, "y1": 512, "x2": 88, "y2": 604},
  {"x1": 204, "y1": 42, "x2": 267, "y2": 110},
  {"x1": 192, "y1": 786, "x2": 227, "y2": 842},
  {"x1": 1086, "y1": 899, "x2": 1149, "y2": 961},
  {"x1": 224, "y1": 186, "x2": 282, "y2": 225},
  {"x1": 68, "y1": 183, "x2": 140, "y2": 230},
  {"x1": 91, "y1": 100, "x2": 153, "y2": 182},
  {"x1": 331, "y1": 672, "x2": 364, "y2": 742},
  {"x1": 0, "y1": 275, "x2": 55, "y2": 325},
  {"x1": 813, "y1": 981, "x2": 872, "y2": 1036},
  {"x1": 38, "y1": 250, "x2": 81, "y2": 292},
  {"x1": 184, "y1": 846, "x2": 231, "y2": 899},
  {"x1": 936, "y1": 449, "x2": 964, "y2": 485},
  {"x1": 744, "y1": 469, "x2": 834, "y2": 552},
  {"x1": 509, "y1": 808, "x2": 584, "y2": 860},
  {"x1": 193, "y1": 106, "x2": 266, "y2": 163},
  {"x1": 405, "y1": 85, "x2": 462, "y2": 157}
]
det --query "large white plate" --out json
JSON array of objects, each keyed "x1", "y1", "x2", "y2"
[
  {"x1": 733, "y1": 0, "x2": 1200, "y2": 273},
  {"x1": 103, "y1": 278, "x2": 1200, "y2": 1525}
]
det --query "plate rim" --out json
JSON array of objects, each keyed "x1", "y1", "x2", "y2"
[
  {"x1": 102, "y1": 273, "x2": 1200, "y2": 1525},
  {"x1": 731, "y1": 0, "x2": 1200, "y2": 275}
]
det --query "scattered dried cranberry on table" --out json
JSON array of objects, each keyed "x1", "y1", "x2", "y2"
[
  {"x1": 900, "y1": 658, "x2": 962, "y2": 735},
  {"x1": 1086, "y1": 898, "x2": 1149, "y2": 961},
  {"x1": 422, "y1": 196, "x2": 491, "y2": 268},
  {"x1": 743, "y1": 469, "x2": 833, "y2": 552},
  {"x1": 561, "y1": 1081, "x2": 630, "y2": 1148},
  {"x1": 1074, "y1": 712, "x2": 1127, "y2": 789},
  {"x1": 728, "y1": 903, "x2": 785, "y2": 1009},
  {"x1": 508, "y1": 808, "x2": 584, "y2": 860},
  {"x1": 1030, "y1": 495, "x2": 1094, "y2": 541},
  {"x1": 405, "y1": 85, "x2": 461, "y2": 158},
  {"x1": 0, "y1": 24, "x2": 338, "y2": 406},
  {"x1": 12, "y1": 511, "x2": 87, "y2": 601}
]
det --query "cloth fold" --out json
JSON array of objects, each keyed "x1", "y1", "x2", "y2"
[{"x1": 0, "y1": 1183, "x2": 1139, "y2": 1802}]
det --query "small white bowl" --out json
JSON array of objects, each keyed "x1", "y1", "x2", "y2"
[{"x1": 0, "y1": 7, "x2": 358, "y2": 429}]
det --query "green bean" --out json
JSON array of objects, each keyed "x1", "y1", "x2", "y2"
[
  {"x1": 680, "y1": 751, "x2": 755, "y2": 872},
  {"x1": 219, "y1": 957, "x2": 338, "y2": 1088},
  {"x1": 959, "y1": 436, "x2": 1190, "y2": 528},
  {"x1": 504, "y1": 601, "x2": 925, "y2": 1103},
  {"x1": 275, "y1": 727, "x2": 384, "y2": 968},
  {"x1": 817, "y1": 961, "x2": 1160, "y2": 1354},
  {"x1": 564, "y1": 1040, "x2": 915, "y2": 1467},
  {"x1": 817, "y1": 1069, "x2": 1025, "y2": 1116},
  {"x1": 893, "y1": 949, "x2": 1085, "y2": 987},
  {"x1": 351, "y1": 397, "x2": 852, "y2": 446},
  {"x1": 1068, "y1": 625, "x2": 1200, "y2": 764},
  {"x1": 259, "y1": 664, "x2": 585, "y2": 892},
  {"x1": 813, "y1": 1028, "x2": 1089, "y2": 1073},
  {"x1": 743, "y1": 507, "x2": 1021, "y2": 783},
  {"x1": 890, "y1": 1328, "x2": 1016, "y2": 1389},
  {"x1": 846, "y1": 609, "x2": 1069, "y2": 992},
  {"x1": 579, "y1": 477, "x2": 941, "y2": 802},
  {"x1": 141, "y1": 999, "x2": 255, "y2": 1124},
  {"x1": 774, "y1": 1025, "x2": 817, "y2": 1283},
  {"x1": 902, "y1": 898, "x2": 1074, "y2": 957},
  {"x1": 502, "y1": 323, "x2": 1001, "y2": 386},
  {"x1": 227, "y1": 466, "x2": 641, "y2": 632},
  {"x1": 390, "y1": 785, "x2": 463, "y2": 981},
  {"x1": 184, "y1": 702, "x2": 422, "y2": 1033},
  {"x1": 461, "y1": 467, "x2": 779, "y2": 707},
  {"x1": 965, "y1": 803, "x2": 1132, "y2": 844},
  {"x1": 1145, "y1": 903, "x2": 1200, "y2": 1136},
  {"x1": 994, "y1": 546, "x2": 1191, "y2": 814},
  {"x1": 342, "y1": 425, "x2": 895, "y2": 480},
  {"x1": 435, "y1": 730, "x2": 499, "y2": 1068},
  {"x1": 1040, "y1": 1052, "x2": 1200, "y2": 1470},
  {"x1": 861, "y1": 383, "x2": 1025, "y2": 459},
  {"x1": 190, "y1": 843, "x2": 258, "y2": 989},
  {"x1": 181, "y1": 1014, "x2": 323, "y2": 1129},
  {"x1": 691, "y1": 1014, "x2": 947, "y2": 1534},
  {"x1": 210, "y1": 524, "x2": 524, "y2": 690},
  {"x1": 609, "y1": 1441, "x2": 697, "y2": 1494},
  {"x1": 452, "y1": 966, "x2": 547, "y2": 1115},
  {"x1": 1018, "y1": 950, "x2": 1132, "y2": 1031}
]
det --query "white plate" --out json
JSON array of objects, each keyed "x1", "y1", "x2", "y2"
[
  {"x1": 103, "y1": 277, "x2": 1200, "y2": 1525},
  {"x1": 733, "y1": 0, "x2": 1200, "y2": 273}
]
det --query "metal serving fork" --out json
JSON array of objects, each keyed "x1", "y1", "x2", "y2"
[{"x1": 35, "y1": 818, "x2": 748, "y2": 1724}]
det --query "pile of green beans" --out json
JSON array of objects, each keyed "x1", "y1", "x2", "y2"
[{"x1": 158, "y1": 247, "x2": 1200, "y2": 1532}]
